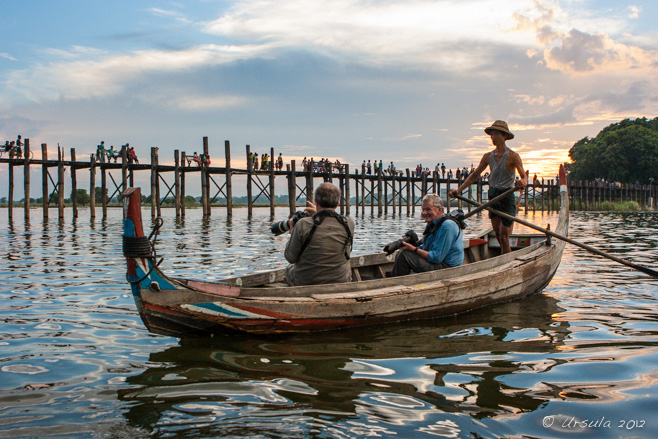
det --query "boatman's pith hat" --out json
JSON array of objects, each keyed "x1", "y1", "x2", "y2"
[{"x1": 484, "y1": 120, "x2": 514, "y2": 140}]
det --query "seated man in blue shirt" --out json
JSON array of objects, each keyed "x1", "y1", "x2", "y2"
[{"x1": 390, "y1": 194, "x2": 464, "y2": 276}]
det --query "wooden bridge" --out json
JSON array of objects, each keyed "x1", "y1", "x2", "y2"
[{"x1": 2, "y1": 137, "x2": 653, "y2": 222}]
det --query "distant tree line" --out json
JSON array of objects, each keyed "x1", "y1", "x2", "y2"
[{"x1": 566, "y1": 117, "x2": 658, "y2": 184}]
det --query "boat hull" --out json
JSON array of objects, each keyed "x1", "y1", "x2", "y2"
[{"x1": 123, "y1": 167, "x2": 569, "y2": 337}]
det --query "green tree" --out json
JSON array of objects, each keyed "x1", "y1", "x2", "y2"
[
  {"x1": 94, "y1": 187, "x2": 107, "y2": 203},
  {"x1": 567, "y1": 117, "x2": 658, "y2": 183},
  {"x1": 76, "y1": 189, "x2": 91, "y2": 206}
]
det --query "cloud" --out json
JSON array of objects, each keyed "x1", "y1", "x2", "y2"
[
  {"x1": 381, "y1": 134, "x2": 422, "y2": 142},
  {"x1": 148, "y1": 7, "x2": 192, "y2": 24},
  {"x1": 139, "y1": 91, "x2": 249, "y2": 111},
  {"x1": 542, "y1": 29, "x2": 658, "y2": 73},
  {"x1": 509, "y1": 1, "x2": 658, "y2": 76},
  {"x1": 4, "y1": 43, "x2": 279, "y2": 103},
  {"x1": 0, "y1": 52, "x2": 17, "y2": 61},
  {"x1": 628, "y1": 5, "x2": 640, "y2": 19},
  {"x1": 203, "y1": 0, "x2": 541, "y2": 71}
]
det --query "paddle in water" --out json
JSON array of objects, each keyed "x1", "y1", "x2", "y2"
[{"x1": 452, "y1": 194, "x2": 658, "y2": 278}]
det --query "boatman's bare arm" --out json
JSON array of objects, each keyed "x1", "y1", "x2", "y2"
[{"x1": 449, "y1": 154, "x2": 490, "y2": 198}]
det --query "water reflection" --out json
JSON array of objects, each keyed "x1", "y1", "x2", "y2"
[
  {"x1": 118, "y1": 294, "x2": 569, "y2": 436},
  {"x1": 1, "y1": 208, "x2": 658, "y2": 438}
]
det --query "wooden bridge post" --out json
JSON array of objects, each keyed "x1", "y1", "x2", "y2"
[
  {"x1": 225, "y1": 140, "x2": 233, "y2": 217},
  {"x1": 288, "y1": 161, "x2": 296, "y2": 216},
  {"x1": 411, "y1": 173, "x2": 417, "y2": 214},
  {"x1": 174, "y1": 150, "x2": 181, "y2": 218},
  {"x1": 376, "y1": 170, "x2": 382, "y2": 217},
  {"x1": 41, "y1": 144, "x2": 48, "y2": 220},
  {"x1": 391, "y1": 172, "x2": 397, "y2": 216},
  {"x1": 344, "y1": 164, "x2": 350, "y2": 216},
  {"x1": 445, "y1": 174, "x2": 451, "y2": 214},
  {"x1": 246, "y1": 145, "x2": 253, "y2": 217},
  {"x1": 456, "y1": 175, "x2": 462, "y2": 210},
  {"x1": 90, "y1": 155, "x2": 96, "y2": 219},
  {"x1": 57, "y1": 146, "x2": 65, "y2": 220},
  {"x1": 398, "y1": 174, "x2": 403, "y2": 216},
  {"x1": 421, "y1": 172, "x2": 427, "y2": 201},
  {"x1": 150, "y1": 147, "x2": 157, "y2": 221},
  {"x1": 379, "y1": 175, "x2": 388, "y2": 215},
  {"x1": 127, "y1": 146, "x2": 134, "y2": 187},
  {"x1": 8, "y1": 156, "x2": 13, "y2": 220},
  {"x1": 24, "y1": 139, "x2": 30, "y2": 219},
  {"x1": 155, "y1": 149, "x2": 161, "y2": 218},
  {"x1": 201, "y1": 137, "x2": 209, "y2": 217},
  {"x1": 102, "y1": 150, "x2": 108, "y2": 219},
  {"x1": 353, "y1": 169, "x2": 359, "y2": 214},
  {"x1": 269, "y1": 147, "x2": 275, "y2": 217},
  {"x1": 180, "y1": 152, "x2": 187, "y2": 218},
  {"x1": 369, "y1": 176, "x2": 375, "y2": 215},
  {"x1": 306, "y1": 165, "x2": 314, "y2": 205},
  {"x1": 405, "y1": 169, "x2": 411, "y2": 216},
  {"x1": 338, "y1": 167, "x2": 344, "y2": 214},
  {"x1": 361, "y1": 167, "x2": 365, "y2": 216},
  {"x1": 121, "y1": 145, "x2": 128, "y2": 192},
  {"x1": 71, "y1": 148, "x2": 78, "y2": 218}
]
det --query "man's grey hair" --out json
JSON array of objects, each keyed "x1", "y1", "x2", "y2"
[
  {"x1": 315, "y1": 183, "x2": 341, "y2": 208},
  {"x1": 422, "y1": 193, "x2": 444, "y2": 210}
]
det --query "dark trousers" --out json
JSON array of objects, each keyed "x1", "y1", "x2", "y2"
[{"x1": 390, "y1": 250, "x2": 448, "y2": 277}]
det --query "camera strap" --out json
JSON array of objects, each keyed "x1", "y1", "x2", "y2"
[
  {"x1": 299, "y1": 210, "x2": 353, "y2": 260},
  {"x1": 423, "y1": 216, "x2": 462, "y2": 244}
]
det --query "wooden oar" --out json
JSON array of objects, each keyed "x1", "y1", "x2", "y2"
[
  {"x1": 453, "y1": 194, "x2": 658, "y2": 278},
  {"x1": 462, "y1": 187, "x2": 517, "y2": 220}
]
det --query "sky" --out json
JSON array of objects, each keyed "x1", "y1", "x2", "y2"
[{"x1": 1, "y1": 0, "x2": 657, "y2": 198}]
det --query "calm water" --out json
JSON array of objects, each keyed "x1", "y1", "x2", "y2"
[{"x1": 1, "y1": 206, "x2": 657, "y2": 439}]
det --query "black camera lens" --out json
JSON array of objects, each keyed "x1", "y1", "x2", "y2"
[
  {"x1": 270, "y1": 211, "x2": 310, "y2": 235},
  {"x1": 271, "y1": 220, "x2": 291, "y2": 236}
]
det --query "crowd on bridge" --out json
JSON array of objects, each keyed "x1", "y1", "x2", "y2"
[
  {"x1": 95, "y1": 141, "x2": 139, "y2": 164},
  {"x1": 2, "y1": 135, "x2": 24, "y2": 159},
  {"x1": 248, "y1": 152, "x2": 284, "y2": 171}
]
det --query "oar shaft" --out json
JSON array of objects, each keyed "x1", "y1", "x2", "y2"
[
  {"x1": 454, "y1": 194, "x2": 658, "y2": 278},
  {"x1": 462, "y1": 187, "x2": 516, "y2": 219}
]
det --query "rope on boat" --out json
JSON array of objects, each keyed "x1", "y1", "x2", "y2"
[{"x1": 124, "y1": 217, "x2": 164, "y2": 284}]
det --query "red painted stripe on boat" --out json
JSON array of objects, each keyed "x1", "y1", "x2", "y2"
[
  {"x1": 144, "y1": 302, "x2": 189, "y2": 316},
  {"x1": 236, "y1": 318, "x2": 361, "y2": 327},
  {"x1": 468, "y1": 238, "x2": 487, "y2": 246}
]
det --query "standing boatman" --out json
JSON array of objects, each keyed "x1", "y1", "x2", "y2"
[{"x1": 449, "y1": 120, "x2": 526, "y2": 254}]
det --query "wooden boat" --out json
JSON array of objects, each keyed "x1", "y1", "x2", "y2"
[{"x1": 123, "y1": 167, "x2": 568, "y2": 337}]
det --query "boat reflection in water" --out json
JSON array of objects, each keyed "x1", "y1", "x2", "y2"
[{"x1": 118, "y1": 293, "x2": 568, "y2": 437}]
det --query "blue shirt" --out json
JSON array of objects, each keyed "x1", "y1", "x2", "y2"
[{"x1": 420, "y1": 217, "x2": 464, "y2": 267}]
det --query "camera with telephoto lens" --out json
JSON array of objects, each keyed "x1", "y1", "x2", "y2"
[
  {"x1": 383, "y1": 230, "x2": 420, "y2": 255},
  {"x1": 271, "y1": 210, "x2": 310, "y2": 235},
  {"x1": 447, "y1": 209, "x2": 467, "y2": 229}
]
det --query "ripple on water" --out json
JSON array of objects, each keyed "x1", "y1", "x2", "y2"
[{"x1": 0, "y1": 208, "x2": 657, "y2": 438}]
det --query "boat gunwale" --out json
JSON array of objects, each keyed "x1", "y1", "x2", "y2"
[{"x1": 160, "y1": 238, "x2": 554, "y2": 300}]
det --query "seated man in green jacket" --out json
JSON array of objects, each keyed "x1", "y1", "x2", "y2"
[{"x1": 284, "y1": 183, "x2": 355, "y2": 286}]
